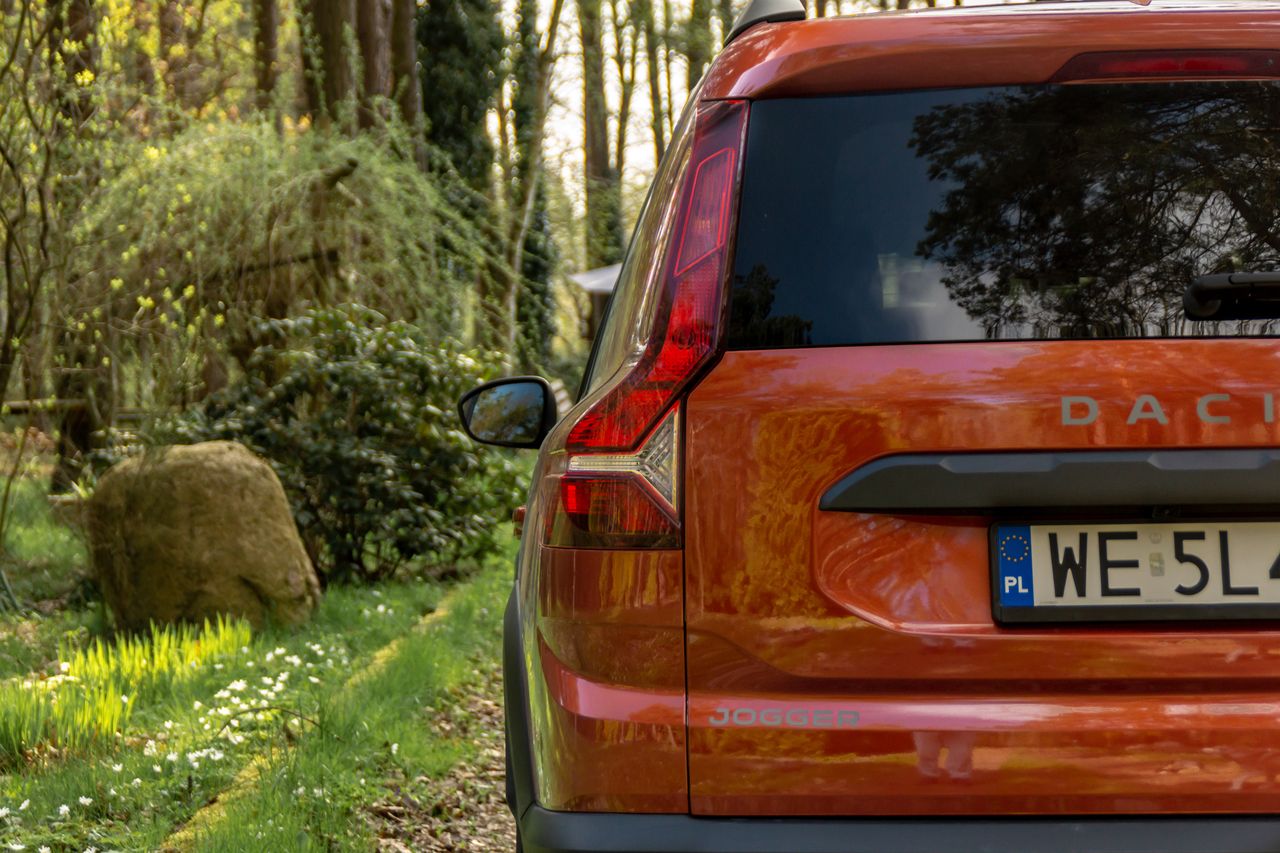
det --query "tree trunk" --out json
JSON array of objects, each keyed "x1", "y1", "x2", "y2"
[
  {"x1": 685, "y1": 0, "x2": 712, "y2": 94},
  {"x1": 610, "y1": 0, "x2": 639, "y2": 179},
  {"x1": 301, "y1": 0, "x2": 357, "y2": 129},
  {"x1": 638, "y1": 0, "x2": 666, "y2": 163},
  {"x1": 130, "y1": 0, "x2": 156, "y2": 95},
  {"x1": 49, "y1": 0, "x2": 96, "y2": 126},
  {"x1": 717, "y1": 0, "x2": 734, "y2": 36},
  {"x1": 158, "y1": 1, "x2": 192, "y2": 107},
  {"x1": 253, "y1": 0, "x2": 279, "y2": 112},
  {"x1": 356, "y1": 0, "x2": 390, "y2": 128},
  {"x1": 579, "y1": 0, "x2": 623, "y2": 267},
  {"x1": 47, "y1": 0, "x2": 109, "y2": 492},
  {"x1": 389, "y1": 0, "x2": 421, "y2": 128},
  {"x1": 663, "y1": 0, "x2": 675, "y2": 134}
]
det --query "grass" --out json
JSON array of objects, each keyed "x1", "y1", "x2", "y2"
[
  {"x1": 0, "y1": 452, "x2": 516, "y2": 851},
  {"x1": 0, "y1": 555, "x2": 510, "y2": 852},
  {"x1": 0, "y1": 472, "x2": 97, "y2": 683},
  {"x1": 190, "y1": 564, "x2": 508, "y2": 851}
]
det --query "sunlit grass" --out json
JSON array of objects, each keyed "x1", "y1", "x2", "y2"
[
  {"x1": 0, "y1": 617, "x2": 251, "y2": 767},
  {"x1": 0, "y1": 568, "x2": 463, "y2": 852}
]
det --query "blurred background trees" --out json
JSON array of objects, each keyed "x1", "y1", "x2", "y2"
[{"x1": 0, "y1": 0, "x2": 958, "y2": 502}]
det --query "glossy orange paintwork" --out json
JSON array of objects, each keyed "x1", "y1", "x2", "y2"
[
  {"x1": 685, "y1": 342, "x2": 1280, "y2": 815},
  {"x1": 703, "y1": 2, "x2": 1280, "y2": 102},
  {"x1": 525, "y1": 545, "x2": 687, "y2": 812},
  {"x1": 517, "y1": 0, "x2": 1280, "y2": 819}
]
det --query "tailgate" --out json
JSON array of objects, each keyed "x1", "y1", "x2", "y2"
[{"x1": 685, "y1": 340, "x2": 1280, "y2": 816}]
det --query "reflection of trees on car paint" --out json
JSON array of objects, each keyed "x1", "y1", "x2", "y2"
[{"x1": 913, "y1": 83, "x2": 1280, "y2": 339}]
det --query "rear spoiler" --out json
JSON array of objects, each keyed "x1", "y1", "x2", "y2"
[{"x1": 725, "y1": 0, "x2": 806, "y2": 45}]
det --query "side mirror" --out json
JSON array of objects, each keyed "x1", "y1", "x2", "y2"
[{"x1": 457, "y1": 376, "x2": 558, "y2": 449}]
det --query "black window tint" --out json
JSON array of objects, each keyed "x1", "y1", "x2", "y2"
[{"x1": 728, "y1": 83, "x2": 1280, "y2": 348}]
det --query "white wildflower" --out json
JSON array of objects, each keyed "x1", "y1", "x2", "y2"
[
  {"x1": 58, "y1": 804, "x2": 70, "y2": 816},
  {"x1": 18, "y1": 800, "x2": 27, "y2": 811},
  {"x1": 390, "y1": 743, "x2": 399, "y2": 756},
  {"x1": 78, "y1": 796, "x2": 92, "y2": 806},
  {"x1": 111, "y1": 763, "x2": 123, "y2": 773}
]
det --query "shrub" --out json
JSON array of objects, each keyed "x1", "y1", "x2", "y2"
[{"x1": 153, "y1": 306, "x2": 523, "y2": 584}]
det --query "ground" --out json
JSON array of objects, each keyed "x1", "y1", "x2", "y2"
[
  {"x1": 366, "y1": 661, "x2": 516, "y2": 852},
  {"x1": 0, "y1": 465, "x2": 520, "y2": 852}
]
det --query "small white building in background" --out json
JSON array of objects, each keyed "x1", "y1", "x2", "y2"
[{"x1": 568, "y1": 263, "x2": 621, "y2": 340}]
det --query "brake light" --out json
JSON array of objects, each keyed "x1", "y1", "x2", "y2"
[
  {"x1": 545, "y1": 99, "x2": 749, "y2": 549},
  {"x1": 1053, "y1": 50, "x2": 1280, "y2": 83},
  {"x1": 567, "y1": 99, "x2": 748, "y2": 454}
]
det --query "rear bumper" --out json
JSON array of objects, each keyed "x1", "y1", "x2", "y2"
[{"x1": 520, "y1": 810, "x2": 1280, "y2": 853}]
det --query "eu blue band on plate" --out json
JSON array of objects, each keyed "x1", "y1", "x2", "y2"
[{"x1": 996, "y1": 525, "x2": 1034, "y2": 606}]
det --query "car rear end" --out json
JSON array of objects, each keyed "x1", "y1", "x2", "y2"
[{"x1": 505, "y1": 3, "x2": 1280, "y2": 850}]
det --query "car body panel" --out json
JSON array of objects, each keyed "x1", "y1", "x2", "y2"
[
  {"x1": 704, "y1": 3, "x2": 1280, "y2": 101},
  {"x1": 506, "y1": 0, "x2": 1280, "y2": 834},
  {"x1": 685, "y1": 342, "x2": 1280, "y2": 814}
]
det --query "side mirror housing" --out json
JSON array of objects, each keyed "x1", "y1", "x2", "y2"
[{"x1": 457, "y1": 376, "x2": 558, "y2": 449}]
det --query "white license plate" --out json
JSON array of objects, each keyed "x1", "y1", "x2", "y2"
[{"x1": 993, "y1": 521, "x2": 1280, "y2": 623}]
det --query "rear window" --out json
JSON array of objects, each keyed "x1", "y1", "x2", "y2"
[{"x1": 727, "y1": 83, "x2": 1280, "y2": 349}]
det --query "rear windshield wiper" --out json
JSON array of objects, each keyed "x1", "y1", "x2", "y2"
[{"x1": 1184, "y1": 272, "x2": 1280, "y2": 321}]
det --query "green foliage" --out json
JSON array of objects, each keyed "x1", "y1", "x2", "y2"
[
  {"x1": 151, "y1": 305, "x2": 523, "y2": 584},
  {"x1": 0, "y1": 616, "x2": 250, "y2": 767},
  {"x1": 517, "y1": 181, "x2": 561, "y2": 371},
  {"x1": 188, "y1": 562, "x2": 510, "y2": 852},
  {"x1": 0, "y1": 551, "x2": 468, "y2": 852},
  {"x1": 0, "y1": 476, "x2": 88, "y2": 605},
  {"x1": 417, "y1": 0, "x2": 506, "y2": 190},
  {"x1": 72, "y1": 117, "x2": 493, "y2": 407}
]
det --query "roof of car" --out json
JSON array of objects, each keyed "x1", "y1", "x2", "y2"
[{"x1": 703, "y1": 0, "x2": 1280, "y2": 100}]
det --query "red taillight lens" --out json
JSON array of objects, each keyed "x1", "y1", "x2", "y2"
[
  {"x1": 545, "y1": 100, "x2": 748, "y2": 550},
  {"x1": 567, "y1": 99, "x2": 749, "y2": 454},
  {"x1": 548, "y1": 476, "x2": 679, "y2": 549},
  {"x1": 1053, "y1": 50, "x2": 1280, "y2": 83}
]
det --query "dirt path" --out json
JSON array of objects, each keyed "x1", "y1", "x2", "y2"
[{"x1": 365, "y1": 658, "x2": 518, "y2": 852}]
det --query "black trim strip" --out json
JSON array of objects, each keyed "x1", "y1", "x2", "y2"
[
  {"x1": 521, "y1": 809, "x2": 1280, "y2": 853},
  {"x1": 504, "y1": 584, "x2": 536, "y2": 824},
  {"x1": 820, "y1": 449, "x2": 1280, "y2": 514}
]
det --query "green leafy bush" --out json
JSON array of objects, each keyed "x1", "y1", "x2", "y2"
[{"x1": 152, "y1": 306, "x2": 523, "y2": 584}]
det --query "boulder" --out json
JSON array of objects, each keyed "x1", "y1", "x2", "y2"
[{"x1": 88, "y1": 441, "x2": 321, "y2": 630}]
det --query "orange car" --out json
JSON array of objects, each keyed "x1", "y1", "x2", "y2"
[{"x1": 459, "y1": 1, "x2": 1280, "y2": 849}]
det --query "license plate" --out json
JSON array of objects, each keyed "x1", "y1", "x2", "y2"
[{"x1": 992, "y1": 521, "x2": 1280, "y2": 623}]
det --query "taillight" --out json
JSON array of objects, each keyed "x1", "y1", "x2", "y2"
[
  {"x1": 1052, "y1": 50, "x2": 1280, "y2": 83},
  {"x1": 545, "y1": 99, "x2": 749, "y2": 549}
]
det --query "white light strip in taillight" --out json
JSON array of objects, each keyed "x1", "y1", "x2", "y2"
[{"x1": 566, "y1": 408, "x2": 680, "y2": 513}]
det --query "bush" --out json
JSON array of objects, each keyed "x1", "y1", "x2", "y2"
[{"x1": 152, "y1": 306, "x2": 522, "y2": 584}]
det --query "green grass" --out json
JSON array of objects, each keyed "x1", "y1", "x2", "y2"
[
  {"x1": 0, "y1": 473, "x2": 96, "y2": 683},
  {"x1": 0, "y1": 565, "x2": 478, "y2": 851},
  {"x1": 1, "y1": 476, "x2": 88, "y2": 605},
  {"x1": 190, "y1": 565, "x2": 508, "y2": 852}
]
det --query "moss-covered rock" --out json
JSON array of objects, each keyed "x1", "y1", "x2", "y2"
[{"x1": 88, "y1": 441, "x2": 320, "y2": 630}]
